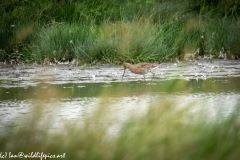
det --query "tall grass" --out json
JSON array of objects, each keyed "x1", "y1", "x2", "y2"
[
  {"x1": 1, "y1": 99, "x2": 240, "y2": 160},
  {"x1": 1, "y1": 0, "x2": 240, "y2": 64},
  {"x1": 31, "y1": 23, "x2": 97, "y2": 63}
]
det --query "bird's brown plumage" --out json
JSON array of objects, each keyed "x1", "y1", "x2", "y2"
[{"x1": 122, "y1": 62, "x2": 160, "y2": 81}]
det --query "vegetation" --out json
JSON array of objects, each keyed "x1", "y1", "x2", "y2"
[
  {"x1": 1, "y1": 98, "x2": 240, "y2": 160},
  {"x1": 0, "y1": 0, "x2": 240, "y2": 64},
  {"x1": 1, "y1": 1, "x2": 240, "y2": 159}
]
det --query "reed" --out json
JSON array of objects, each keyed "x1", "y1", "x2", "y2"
[
  {"x1": 1, "y1": 0, "x2": 240, "y2": 64},
  {"x1": 1, "y1": 98, "x2": 240, "y2": 160}
]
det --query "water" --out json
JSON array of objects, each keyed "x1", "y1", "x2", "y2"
[
  {"x1": 0, "y1": 60, "x2": 240, "y2": 134},
  {"x1": 1, "y1": 77, "x2": 240, "y2": 100}
]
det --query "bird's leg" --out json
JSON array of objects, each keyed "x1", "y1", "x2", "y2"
[
  {"x1": 143, "y1": 74, "x2": 146, "y2": 82},
  {"x1": 150, "y1": 71, "x2": 155, "y2": 81},
  {"x1": 209, "y1": 58, "x2": 212, "y2": 63},
  {"x1": 121, "y1": 67, "x2": 126, "y2": 80}
]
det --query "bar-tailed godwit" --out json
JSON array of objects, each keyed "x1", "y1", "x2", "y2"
[{"x1": 121, "y1": 62, "x2": 160, "y2": 81}]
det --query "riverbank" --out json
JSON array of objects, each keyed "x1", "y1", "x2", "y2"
[{"x1": 0, "y1": 59, "x2": 239, "y2": 88}]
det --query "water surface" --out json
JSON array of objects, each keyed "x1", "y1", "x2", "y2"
[{"x1": 0, "y1": 60, "x2": 240, "y2": 134}]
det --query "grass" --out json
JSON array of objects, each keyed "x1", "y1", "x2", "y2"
[
  {"x1": 1, "y1": 98, "x2": 240, "y2": 160},
  {"x1": 0, "y1": 0, "x2": 240, "y2": 64},
  {"x1": 31, "y1": 23, "x2": 97, "y2": 64},
  {"x1": 1, "y1": 1, "x2": 240, "y2": 158}
]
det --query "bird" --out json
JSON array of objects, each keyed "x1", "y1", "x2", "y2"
[{"x1": 121, "y1": 62, "x2": 160, "y2": 81}]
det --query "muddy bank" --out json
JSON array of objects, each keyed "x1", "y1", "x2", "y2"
[{"x1": 0, "y1": 59, "x2": 240, "y2": 87}]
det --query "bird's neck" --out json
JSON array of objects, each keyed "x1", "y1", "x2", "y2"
[{"x1": 125, "y1": 63, "x2": 135, "y2": 71}]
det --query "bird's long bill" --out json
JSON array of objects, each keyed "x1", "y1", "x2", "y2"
[{"x1": 121, "y1": 67, "x2": 126, "y2": 80}]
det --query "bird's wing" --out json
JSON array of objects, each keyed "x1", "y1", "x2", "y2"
[
  {"x1": 139, "y1": 63, "x2": 158, "y2": 68},
  {"x1": 138, "y1": 63, "x2": 150, "y2": 68}
]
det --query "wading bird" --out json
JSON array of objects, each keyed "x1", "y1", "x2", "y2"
[{"x1": 121, "y1": 62, "x2": 160, "y2": 81}]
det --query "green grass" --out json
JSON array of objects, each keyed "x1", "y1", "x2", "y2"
[
  {"x1": 31, "y1": 23, "x2": 97, "y2": 63},
  {"x1": 1, "y1": 99, "x2": 240, "y2": 160},
  {"x1": 0, "y1": 0, "x2": 240, "y2": 64}
]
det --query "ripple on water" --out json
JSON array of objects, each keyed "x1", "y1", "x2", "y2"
[
  {"x1": 0, "y1": 92, "x2": 240, "y2": 135},
  {"x1": 0, "y1": 61, "x2": 240, "y2": 135}
]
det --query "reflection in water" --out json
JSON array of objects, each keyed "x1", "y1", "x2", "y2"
[
  {"x1": 1, "y1": 77, "x2": 240, "y2": 100},
  {"x1": 0, "y1": 77, "x2": 240, "y2": 134},
  {"x1": 0, "y1": 93, "x2": 239, "y2": 135}
]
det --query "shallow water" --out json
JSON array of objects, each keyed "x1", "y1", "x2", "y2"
[
  {"x1": 0, "y1": 59, "x2": 240, "y2": 134},
  {"x1": 1, "y1": 77, "x2": 240, "y2": 100}
]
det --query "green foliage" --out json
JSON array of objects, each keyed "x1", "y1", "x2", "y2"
[
  {"x1": 0, "y1": 0, "x2": 240, "y2": 64},
  {"x1": 188, "y1": 0, "x2": 240, "y2": 16},
  {"x1": 31, "y1": 23, "x2": 97, "y2": 63}
]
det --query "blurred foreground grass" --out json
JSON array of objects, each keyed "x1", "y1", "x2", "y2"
[{"x1": 1, "y1": 99, "x2": 240, "y2": 160}]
